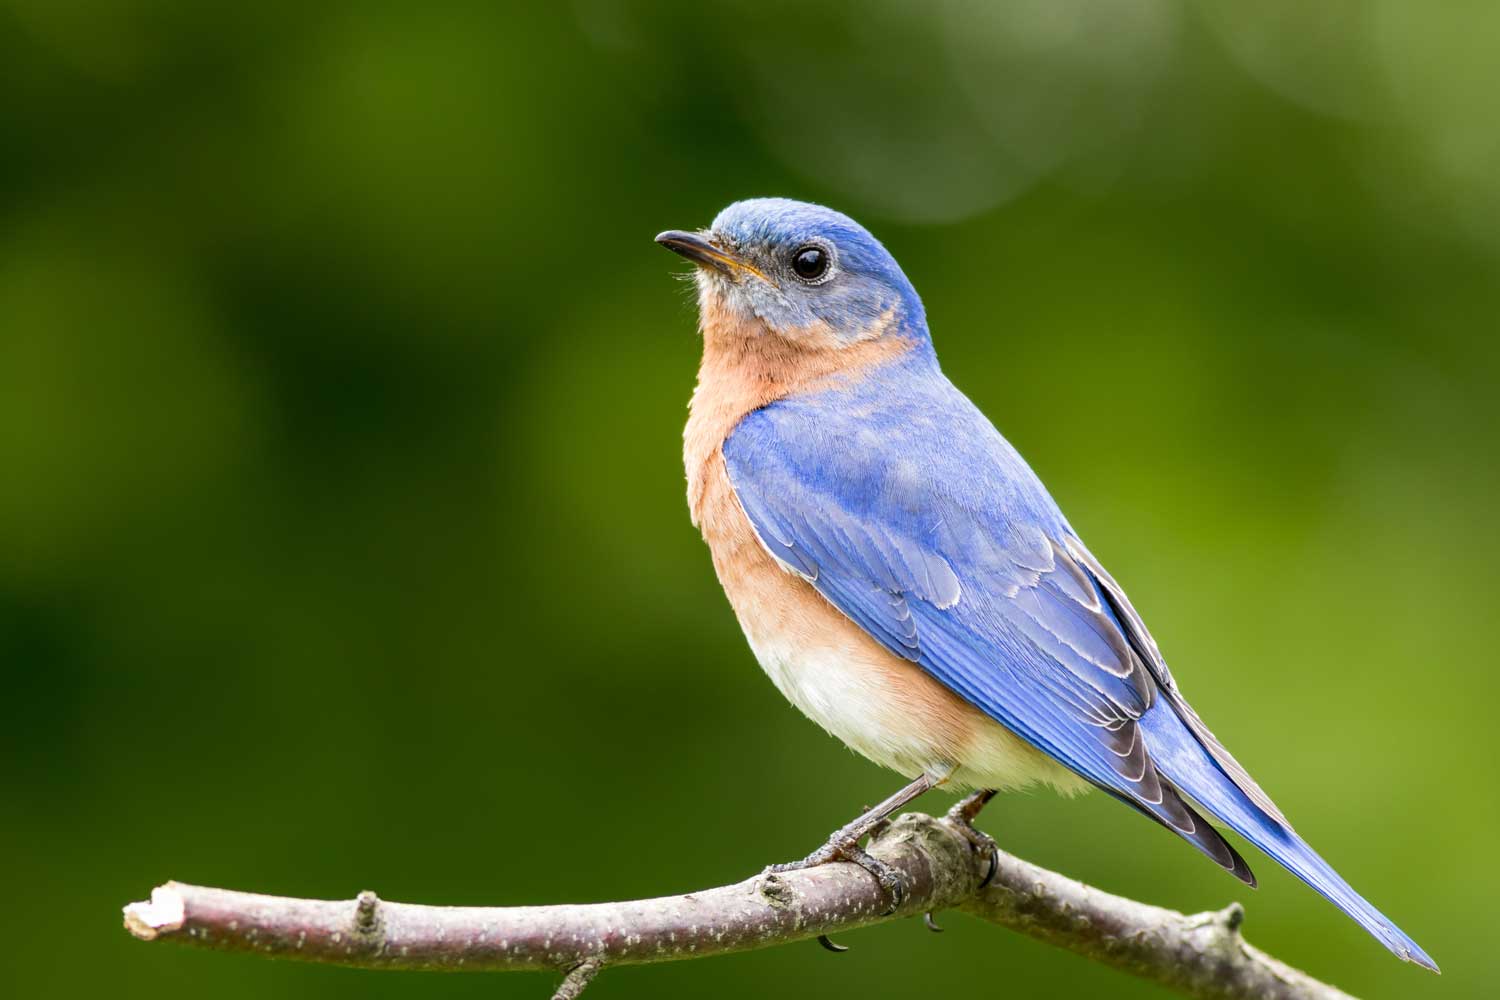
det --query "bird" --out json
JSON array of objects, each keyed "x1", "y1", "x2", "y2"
[{"x1": 655, "y1": 197, "x2": 1436, "y2": 972}]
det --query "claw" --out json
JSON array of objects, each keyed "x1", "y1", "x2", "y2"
[
  {"x1": 818, "y1": 934, "x2": 849, "y2": 953},
  {"x1": 923, "y1": 912, "x2": 944, "y2": 933},
  {"x1": 766, "y1": 839, "x2": 908, "y2": 914},
  {"x1": 837, "y1": 842, "x2": 909, "y2": 913},
  {"x1": 768, "y1": 775, "x2": 938, "y2": 918},
  {"x1": 946, "y1": 788, "x2": 1000, "y2": 888},
  {"x1": 980, "y1": 843, "x2": 998, "y2": 888}
]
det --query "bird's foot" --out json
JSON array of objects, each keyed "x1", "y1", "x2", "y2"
[
  {"x1": 765, "y1": 837, "x2": 909, "y2": 914},
  {"x1": 761, "y1": 775, "x2": 938, "y2": 923},
  {"x1": 945, "y1": 789, "x2": 999, "y2": 887}
]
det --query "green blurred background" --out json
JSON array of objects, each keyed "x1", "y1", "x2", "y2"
[{"x1": 3, "y1": 2, "x2": 1495, "y2": 997}]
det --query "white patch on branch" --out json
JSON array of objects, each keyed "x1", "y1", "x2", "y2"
[{"x1": 123, "y1": 885, "x2": 186, "y2": 941}]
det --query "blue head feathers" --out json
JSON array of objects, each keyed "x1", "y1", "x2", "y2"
[{"x1": 659, "y1": 198, "x2": 927, "y2": 345}]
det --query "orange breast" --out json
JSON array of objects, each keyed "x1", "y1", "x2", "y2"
[{"x1": 681, "y1": 305, "x2": 1082, "y2": 793}]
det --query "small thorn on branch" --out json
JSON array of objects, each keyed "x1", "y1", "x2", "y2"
[
  {"x1": 552, "y1": 960, "x2": 601, "y2": 1000},
  {"x1": 353, "y1": 890, "x2": 381, "y2": 934}
]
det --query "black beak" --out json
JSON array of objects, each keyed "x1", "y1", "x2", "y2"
[{"x1": 655, "y1": 230, "x2": 763, "y2": 280}]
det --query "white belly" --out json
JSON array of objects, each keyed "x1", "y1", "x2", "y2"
[{"x1": 743, "y1": 612, "x2": 1088, "y2": 796}]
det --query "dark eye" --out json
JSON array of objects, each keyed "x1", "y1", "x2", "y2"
[{"x1": 791, "y1": 244, "x2": 829, "y2": 282}]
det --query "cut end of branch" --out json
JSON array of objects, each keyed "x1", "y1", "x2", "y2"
[{"x1": 123, "y1": 885, "x2": 186, "y2": 941}]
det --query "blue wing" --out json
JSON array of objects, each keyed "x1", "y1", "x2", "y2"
[{"x1": 723, "y1": 360, "x2": 1435, "y2": 970}]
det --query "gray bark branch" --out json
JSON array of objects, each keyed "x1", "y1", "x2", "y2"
[{"x1": 122, "y1": 811, "x2": 1356, "y2": 1000}]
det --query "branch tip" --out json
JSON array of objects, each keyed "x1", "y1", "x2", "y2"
[{"x1": 122, "y1": 885, "x2": 185, "y2": 941}]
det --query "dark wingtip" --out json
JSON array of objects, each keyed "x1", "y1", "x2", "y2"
[{"x1": 1223, "y1": 839, "x2": 1257, "y2": 888}]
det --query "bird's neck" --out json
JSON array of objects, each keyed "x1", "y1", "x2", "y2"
[{"x1": 683, "y1": 311, "x2": 918, "y2": 527}]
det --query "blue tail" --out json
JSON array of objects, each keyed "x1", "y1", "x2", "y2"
[{"x1": 1139, "y1": 704, "x2": 1438, "y2": 972}]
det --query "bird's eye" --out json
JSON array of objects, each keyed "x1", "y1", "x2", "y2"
[{"x1": 791, "y1": 244, "x2": 830, "y2": 282}]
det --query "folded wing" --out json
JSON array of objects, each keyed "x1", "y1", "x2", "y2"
[{"x1": 725, "y1": 403, "x2": 1255, "y2": 883}]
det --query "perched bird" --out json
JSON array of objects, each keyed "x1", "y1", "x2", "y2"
[{"x1": 657, "y1": 198, "x2": 1435, "y2": 971}]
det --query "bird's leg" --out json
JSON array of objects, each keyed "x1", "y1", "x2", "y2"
[
  {"x1": 945, "y1": 788, "x2": 999, "y2": 887},
  {"x1": 765, "y1": 773, "x2": 937, "y2": 913}
]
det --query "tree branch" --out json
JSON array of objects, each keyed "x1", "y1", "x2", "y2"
[{"x1": 122, "y1": 811, "x2": 1356, "y2": 1000}]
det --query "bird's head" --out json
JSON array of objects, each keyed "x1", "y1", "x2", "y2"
[{"x1": 657, "y1": 198, "x2": 926, "y2": 350}]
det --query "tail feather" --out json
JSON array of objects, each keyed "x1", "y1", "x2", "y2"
[
  {"x1": 1138, "y1": 705, "x2": 1439, "y2": 973},
  {"x1": 1106, "y1": 782, "x2": 1258, "y2": 887}
]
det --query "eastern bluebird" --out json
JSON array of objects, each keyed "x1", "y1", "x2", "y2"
[{"x1": 657, "y1": 198, "x2": 1435, "y2": 971}]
